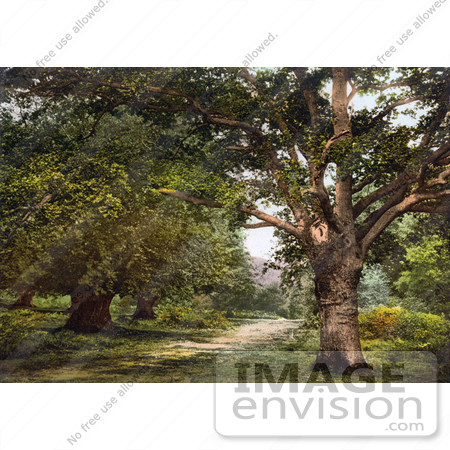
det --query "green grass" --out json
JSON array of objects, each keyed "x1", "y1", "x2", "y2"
[
  {"x1": 1, "y1": 307, "x2": 449, "y2": 383},
  {"x1": 280, "y1": 328, "x2": 449, "y2": 382},
  {"x1": 0, "y1": 311, "x2": 232, "y2": 382}
]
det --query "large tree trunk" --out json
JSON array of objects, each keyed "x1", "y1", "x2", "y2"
[
  {"x1": 312, "y1": 249, "x2": 369, "y2": 375},
  {"x1": 64, "y1": 291, "x2": 114, "y2": 332},
  {"x1": 12, "y1": 289, "x2": 35, "y2": 309},
  {"x1": 132, "y1": 296, "x2": 158, "y2": 320}
]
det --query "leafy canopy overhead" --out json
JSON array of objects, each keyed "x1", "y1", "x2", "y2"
[{"x1": 2, "y1": 67, "x2": 450, "y2": 268}]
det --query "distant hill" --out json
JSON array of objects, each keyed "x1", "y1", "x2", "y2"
[{"x1": 250, "y1": 256, "x2": 282, "y2": 286}]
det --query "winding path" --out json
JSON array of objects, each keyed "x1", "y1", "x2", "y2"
[{"x1": 170, "y1": 318, "x2": 303, "y2": 351}]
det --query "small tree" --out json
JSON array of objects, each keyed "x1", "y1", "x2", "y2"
[{"x1": 358, "y1": 264, "x2": 391, "y2": 309}]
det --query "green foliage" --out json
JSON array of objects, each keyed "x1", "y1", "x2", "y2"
[
  {"x1": 153, "y1": 304, "x2": 231, "y2": 329},
  {"x1": 33, "y1": 295, "x2": 71, "y2": 310},
  {"x1": 41, "y1": 329, "x2": 93, "y2": 351},
  {"x1": 0, "y1": 289, "x2": 17, "y2": 306},
  {"x1": 208, "y1": 251, "x2": 257, "y2": 310},
  {"x1": 110, "y1": 295, "x2": 136, "y2": 316},
  {"x1": 359, "y1": 306, "x2": 450, "y2": 352},
  {"x1": 359, "y1": 306, "x2": 402, "y2": 339},
  {"x1": 191, "y1": 294, "x2": 214, "y2": 310},
  {"x1": 253, "y1": 283, "x2": 286, "y2": 313},
  {"x1": 228, "y1": 310, "x2": 282, "y2": 319},
  {"x1": 3, "y1": 67, "x2": 450, "y2": 357},
  {"x1": 395, "y1": 235, "x2": 450, "y2": 317},
  {"x1": 1, "y1": 103, "x2": 250, "y2": 306},
  {"x1": 1, "y1": 102, "x2": 251, "y2": 306},
  {"x1": 300, "y1": 313, "x2": 321, "y2": 330},
  {"x1": 0, "y1": 309, "x2": 45, "y2": 358},
  {"x1": 395, "y1": 311, "x2": 450, "y2": 351},
  {"x1": 390, "y1": 295, "x2": 427, "y2": 314},
  {"x1": 358, "y1": 264, "x2": 391, "y2": 309}
]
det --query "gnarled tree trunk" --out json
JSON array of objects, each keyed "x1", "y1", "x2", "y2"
[
  {"x1": 64, "y1": 290, "x2": 114, "y2": 332},
  {"x1": 132, "y1": 296, "x2": 158, "y2": 320},
  {"x1": 12, "y1": 289, "x2": 35, "y2": 309},
  {"x1": 312, "y1": 245, "x2": 369, "y2": 375}
]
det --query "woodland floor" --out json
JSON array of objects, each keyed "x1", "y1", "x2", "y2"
[
  {"x1": 0, "y1": 317, "x2": 310, "y2": 383},
  {"x1": 2, "y1": 310, "x2": 447, "y2": 382}
]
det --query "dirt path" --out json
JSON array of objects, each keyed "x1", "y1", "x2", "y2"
[
  {"x1": 169, "y1": 318, "x2": 303, "y2": 352},
  {"x1": 1, "y1": 318, "x2": 304, "y2": 382}
]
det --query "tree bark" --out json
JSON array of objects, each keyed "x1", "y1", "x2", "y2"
[
  {"x1": 132, "y1": 296, "x2": 158, "y2": 320},
  {"x1": 11, "y1": 289, "x2": 35, "y2": 309},
  {"x1": 64, "y1": 291, "x2": 114, "y2": 332},
  {"x1": 312, "y1": 247, "x2": 370, "y2": 375}
]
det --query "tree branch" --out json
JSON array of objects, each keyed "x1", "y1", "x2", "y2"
[
  {"x1": 408, "y1": 204, "x2": 450, "y2": 214},
  {"x1": 157, "y1": 189, "x2": 302, "y2": 238},
  {"x1": 225, "y1": 145, "x2": 255, "y2": 151},
  {"x1": 370, "y1": 96, "x2": 428, "y2": 124},
  {"x1": 351, "y1": 174, "x2": 379, "y2": 195},
  {"x1": 355, "y1": 181, "x2": 411, "y2": 242},
  {"x1": 361, "y1": 189, "x2": 450, "y2": 255},
  {"x1": 353, "y1": 171, "x2": 417, "y2": 219},
  {"x1": 417, "y1": 74, "x2": 450, "y2": 151},
  {"x1": 79, "y1": 104, "x2": 119, "y2": 141},
  {"x1": 171, "y1": 123, "x2": 209, "y2": 159},
  {"x1": 3, "y1": 193, "x2": 55, "y2": 247},
  {"x1": 417, "y1": 140, "x2": 450, "y2": 187},
  {"x1": 347, "y1": 81, "x2": 411, "y2": 105},
  {"x1": 419, "y1": 165, "x2": 450, "y2": 189},
  {"x1": 303, "y1": 183, "x2": 340, "y2": 233},
  {"x1": 291, "y1": 68, "x2": 320, "y2": 132},
  {"x1": 237, "y1": 221, "x2": 274, "y2": 229},
  {"x1": 139, "y1": 79, "x2": 310, "y2": 232},
  {"x1": 322, "y1": 130, "x2": 352, "y2": 162},
  {"x1": 248, "y1": 179, "x2": 277, "y2": 195}
]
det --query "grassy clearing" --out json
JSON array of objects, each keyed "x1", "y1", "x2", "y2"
[
  {"x1": 0, "y1": 310, "x2": 302, "y2": 383},
  {"x1": 1, "y1": 305, "x2": 449, "y2": 382},
  {"x1": 0, "y1": 310, "x2": 235, "y2": 382}
]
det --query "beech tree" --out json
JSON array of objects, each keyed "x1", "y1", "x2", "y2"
[
  {"x1": 0, "y1": 100, "x2": 247, "y2": 331},
  {"x1": 3, "y1": 67, "x2": 450, "y2": 369},
  {"x1": 1, "y1": 99, "x2": 162, "y2": 320}
]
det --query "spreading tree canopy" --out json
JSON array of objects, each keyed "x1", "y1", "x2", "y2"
[
  {"x1": 2, "y1": 67, "x2": 450, "y2": 368},
  {"x1": 0, "y1": 98, "x2": 252, "y2": 330}
]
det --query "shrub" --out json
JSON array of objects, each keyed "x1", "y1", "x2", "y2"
[
  {"x1": 0, "y1": 310, "x2": 46, "y2": 359},
  {"x1": 110, "y1": 295, "x2": 136, "y2": 315},
  {"x1": 33, "y1": 295, "x2": 71, "y2": 310},
  {"x1": 0, "y1": 290, "x2": 18, "y2": 307},
  {"x1": 154, "y1": 305, "x2": 230, "y2": 329},
  {"x1": 359, "y1": 306, "x2": 450, "y2": 353},
  {"x1": 359, "y1": 306, "x2": 402, "y2": 339},
  {"x1": 395, "y1": 310, "x2": 450, "y2": 352}
]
